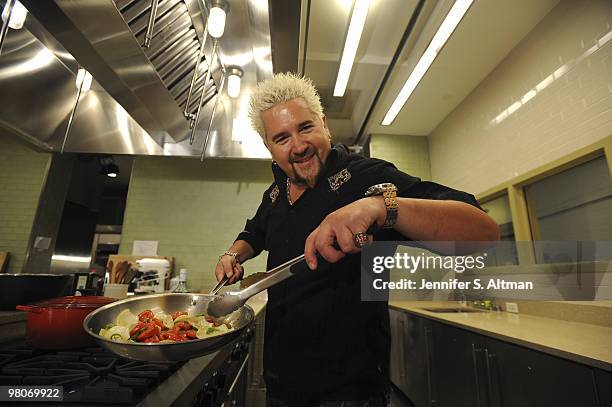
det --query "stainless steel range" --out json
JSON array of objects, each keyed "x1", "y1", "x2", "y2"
[{"x1": 0, "y1": 324, "x2": 254, "y2": 406}]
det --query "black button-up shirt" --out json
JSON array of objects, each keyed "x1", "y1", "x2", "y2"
[{"x1": 236, "y1": 145, "x2": 480, "y2": 404}]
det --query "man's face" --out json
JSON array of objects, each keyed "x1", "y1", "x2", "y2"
[{"x1": 261, "y1": 97, "x2": 332, "y2": 188}]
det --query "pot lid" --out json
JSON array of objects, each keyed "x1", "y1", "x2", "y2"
[{"x1": 30, "y1": 296, "x2": 116, "y2": 309}]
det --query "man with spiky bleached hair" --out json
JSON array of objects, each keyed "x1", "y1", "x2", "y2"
[{"x1": 214, "y1": 73, "x2": 499, "y2": 407}]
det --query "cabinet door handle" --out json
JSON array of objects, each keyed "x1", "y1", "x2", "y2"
[
  {"x1": 398, "y1": 318, "x2": 406, "y2": 378},
  {"x1": 424, "y1": 326, "x2": 437, "y2": 406},
  {"x1": 484, "y1": 349, "x2": 501, "y2": 407},
  {"x1": 471, "y1": 344, "x2": 483, "y2": 407}
]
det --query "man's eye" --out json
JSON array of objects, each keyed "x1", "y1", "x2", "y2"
[
  {"x1": 275, "y1": 136, "x2": 288, "y2": 144},
  {"x1": 300, "y1": 125, "x2": 313, "y2": 132}
]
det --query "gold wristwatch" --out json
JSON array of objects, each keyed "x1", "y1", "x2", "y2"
[{"x1": 364, "y1": 183, "x2": 398, "y2": 229}]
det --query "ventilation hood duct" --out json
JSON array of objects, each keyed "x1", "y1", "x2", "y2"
[{"x1": 21, "y1": 0, "x2": 217, "y2": 145}]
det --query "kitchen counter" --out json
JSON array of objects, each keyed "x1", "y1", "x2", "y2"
[
  {"x1": 0, "y1": 310, "x2": 27, "y2": 325},
  {"x1": 389, "y1": 300, "x2": 612, "y2": 372}
]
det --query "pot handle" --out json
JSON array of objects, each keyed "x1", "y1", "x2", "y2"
[{"x1": 16, "y1": 305, "x2": 43, "y2": 314}]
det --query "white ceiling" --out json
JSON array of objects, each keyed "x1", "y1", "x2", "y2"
[{"x1": 303, "y1": 0, "x2": 560, "y2": 143}]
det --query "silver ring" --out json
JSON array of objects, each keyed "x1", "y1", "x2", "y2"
[{"x1": 352, "y1": 232, "x2": 369, "y2": 248}]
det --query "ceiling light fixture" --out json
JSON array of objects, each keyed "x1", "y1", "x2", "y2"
[
  {"x1": 1, "y1": 0, "x2": 27, "y2": 30},
  {"x1": 333, "y1": 0, "x2": 371, "y2": 97},
  {"x1": 75, "y1": 68, "x2": 92, "y2": 92},
  {"x1": 381, "y1": 0, "x2": 474, "y2": 125},
  {"x1": 100, "y1": 157, "x2": 119, "y2": 178},
  {"x1": 227, "y1": 67, "x2": 243, "y2": 98},
  {"x1": 208, "y1": 0, "x2": 229, "y2": 39}
]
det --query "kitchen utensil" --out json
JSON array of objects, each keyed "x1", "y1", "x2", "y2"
[
  {"x1": 115, "y1": 261, "x2": 131, "y2": 283},
  {"x1": 16, "y1": 296, "x2": 116, "y2": 349},
  {"x1": 83, "y1": 293, "x2": 254, "y2": 361},
  {"x1": 122, "y1": 267, "x2": 137, "y2": 284},
  {"x1": 0, "y1": 274, "x2": 73, "y2": 310},
  {"x1": 209, "y1": 276, "x2": 228, "y2": 295},
  {"x1": 205, "y1": 254, "x2": 327, "y2": 317}
]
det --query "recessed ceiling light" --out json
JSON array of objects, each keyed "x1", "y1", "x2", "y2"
[
  {"x1": 1, "y1": 1, "x2": 27, "y2": 30},
  {"x1": 208, "y1": 0, "x2": 229, "y2": 39},
  {"x1": 227, "y1": 67, "x2": 243, "y2": 98}
]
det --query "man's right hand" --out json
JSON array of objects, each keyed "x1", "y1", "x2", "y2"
[{"x1": 215, "y1": 254, "x2": 244, "y2": 285}]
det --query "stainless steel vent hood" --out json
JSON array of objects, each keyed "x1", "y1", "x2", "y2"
[
  {"x1": 3, "y1": 0, "x2": 274, "y2": 159},
  {"x1": 20, "y1": 0, "x2": 214, "y2": 144}
]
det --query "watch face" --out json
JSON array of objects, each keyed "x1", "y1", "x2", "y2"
[{"x1": 366, "y1": 183, "x2": 396, "y2": 196}]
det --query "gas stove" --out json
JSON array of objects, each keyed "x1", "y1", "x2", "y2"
[
  {"x1": 0, "y1": 346, "x2": 182, "y2": 405},
  {"x1": 0, "y1": 323, "x2": 254, "y2": 406}
]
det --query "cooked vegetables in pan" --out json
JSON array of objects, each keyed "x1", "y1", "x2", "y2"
[{"x1": 98, "y1": 308, "x2": 231, "y2": 343}]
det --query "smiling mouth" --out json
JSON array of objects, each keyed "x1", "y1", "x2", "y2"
[
  {"x1": 292, "y1": 155, "x2": 313, "y2": 164},
  {"x1": 290, "y1": 150, "x2": 316, "y2": 164}
]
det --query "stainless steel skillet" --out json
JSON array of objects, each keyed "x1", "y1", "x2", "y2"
[{"x1": 83, "y1": 293, "x2": 254, "y2": 362}]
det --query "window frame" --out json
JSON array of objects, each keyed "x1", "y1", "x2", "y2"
[{"x1": 477, "y1": 135, "x2": 612, "y2": 265}]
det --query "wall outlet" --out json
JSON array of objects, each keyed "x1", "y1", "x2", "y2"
[{"x1": 505, "y1": 302, "x2": 519, "y2": 313}]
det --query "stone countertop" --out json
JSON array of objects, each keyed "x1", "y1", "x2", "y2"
[{"x1": 389, "y1": 300, "x2": 612, "y2": 372}]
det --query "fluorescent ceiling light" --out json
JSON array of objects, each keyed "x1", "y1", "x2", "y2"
[
  {"x1": 76, "y1": 68, "x2": 92, "y2": 92},
  {"x1": 333, "y1": 0, "x2": 371, "y2": 97},
  {"x1": 382, "y1": 0, "x2": 474, "y2": 125},
  {"x1": 208, "y1": 4, "x2": 227, "y2": 38},
  {"x1": 1, "y1": 1, "x2": 27, "y2": 30}
]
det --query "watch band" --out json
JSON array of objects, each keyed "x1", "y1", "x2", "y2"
[{"x1": 365, "y1": 183, "x2": 398, "y2": 229}]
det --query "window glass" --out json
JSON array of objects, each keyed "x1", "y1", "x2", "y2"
[
  {"x1": 526, "y1": 156, "x2": 612, "y2": 263},
  {"x1": 480, "y1": 194, "x2": 518, "y2": 265}
]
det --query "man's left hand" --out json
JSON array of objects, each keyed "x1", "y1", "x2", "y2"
[{"x1": 304, "y1": 197, "x2": 384, "y2": 270}]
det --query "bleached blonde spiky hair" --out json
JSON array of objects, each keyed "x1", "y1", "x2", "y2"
[{"x1": 248, "y1": 72, "x2": 324, "y2": 138}]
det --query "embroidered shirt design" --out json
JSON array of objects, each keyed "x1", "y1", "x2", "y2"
[
  {"x1": 269, "y1": 184, "x2": 279, "y2": 203},
  {"x1": 327, "y1": 168, "x2": 351, "y2": 191}
]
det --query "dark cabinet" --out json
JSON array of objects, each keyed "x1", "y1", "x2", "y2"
[
  {"x1": 390, "y1": 310, "x2": 605, "y2": 407},
  {"x1": 430, "y1": 322, "x2": 487, "y2": 407},
  {"x1": 390, "y1": 309, "x2": 434, "y2": 407},
  {"x1": 595, "y1": 369, "x2": 612, "y2": 407},
  {"x1": 486, "y1": 339, "x2": 598, "y2": 407}
]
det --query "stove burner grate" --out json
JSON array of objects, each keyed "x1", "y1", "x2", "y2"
[{"x1": 0, "y1": 346, "x2": 182, "y2": 405}]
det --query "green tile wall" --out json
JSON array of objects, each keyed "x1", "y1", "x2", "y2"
[
  {"x1": 120, "y1": 156, "x2": 273, "y2": 292},
  {"x1": 369, "y1": 134, "x2": 431, "y2": 181},
  {"x1": 0, "y1": 135, "x2": 50, "y2": 274}
]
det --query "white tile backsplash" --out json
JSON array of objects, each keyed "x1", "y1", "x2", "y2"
[{"x1": 429, "y1": 0, "x2": 612, "y2": 194}]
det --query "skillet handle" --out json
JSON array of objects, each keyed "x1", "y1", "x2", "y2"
[{"x1": 16, "y1": 305, "x2": 43, "y2": 314}]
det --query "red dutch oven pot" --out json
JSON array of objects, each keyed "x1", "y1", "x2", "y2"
[{"x1": 16, "y1": 296, "x2": 116, "y2": 349}]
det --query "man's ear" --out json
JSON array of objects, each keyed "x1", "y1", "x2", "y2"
[{"x1": 321, "y1": 115, "x2": 329, "y2": 130}]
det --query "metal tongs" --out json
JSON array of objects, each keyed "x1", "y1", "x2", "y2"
[
  {"x1": 209, "y1": 276, "x2": 228, "y2": 295},
  {"x1": 200, "y1": 254, "x2": 328, "y2": 317}
]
